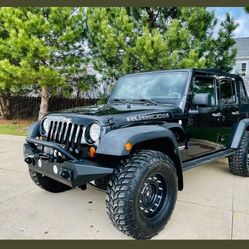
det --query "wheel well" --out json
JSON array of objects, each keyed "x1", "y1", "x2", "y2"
[
  {"x1": 132, "y1": 138, "x2": 176, "y2": 159},
  {"x1": 169, "y1": 127, "x2": 185, "y2": 143},
  {"x1": 132, "y1": 137, "x2": 183, "y2": 190}
]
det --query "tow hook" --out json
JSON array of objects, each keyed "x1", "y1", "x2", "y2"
[{"x1": 108, "y1": 117, "x2": 116, "y2": 129}]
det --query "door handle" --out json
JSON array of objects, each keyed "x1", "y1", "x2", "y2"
[
  {"x1": 212, "y1": 112, "x2": 222, "y2": 117},
  {"x1": 232, "y1": 111, "x2": 240, "y2": 116}
]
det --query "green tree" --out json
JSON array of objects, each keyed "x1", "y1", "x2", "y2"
[
  {"x1": 245, "y1": 7, "x2": 249, "y2": 13},
  {"x1": 126, "y1": 7, "x2": 179, "y2": 31},
  {"x1": 87, "y1": 7, "x2": 237, "y2": 83},
  {"x1": 0, "y1": 7, "x2": 91, "y2": 120},
  {"x1": 205, "y1": 13, "x2": 237, "y2": 71}
]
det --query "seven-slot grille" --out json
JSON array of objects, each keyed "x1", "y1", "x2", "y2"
[{"x1": 47, "y1": 121, "x2": 86, "y2": 152}]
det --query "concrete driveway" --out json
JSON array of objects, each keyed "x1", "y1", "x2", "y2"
[{"x1": 0, "y1": 134, "x2": 249, "y2": 240}]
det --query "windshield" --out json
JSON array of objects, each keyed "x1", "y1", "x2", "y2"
[{"x1": 109, "y1": 71, "x2": 189, "y2": 105}]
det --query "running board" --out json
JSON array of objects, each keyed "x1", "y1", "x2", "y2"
[{"x1": 182, "y1": 149, "x2": 235, "y2": 172}]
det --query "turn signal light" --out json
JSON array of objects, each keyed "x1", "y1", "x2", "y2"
[
  {"x1": 89, "y1": 146, "x2": 96, "y2": 157},
  {"x1": 125, "y1": 143, "x2": 133, "y2": 151}
]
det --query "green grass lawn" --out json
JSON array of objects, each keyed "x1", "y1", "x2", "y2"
[{"x1": 0, "y1": 121, "x2": 32, "y2": 136}]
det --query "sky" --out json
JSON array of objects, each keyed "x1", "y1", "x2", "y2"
[{"x1": 208, "y1": 7, "x2": 249, "y2": 38}]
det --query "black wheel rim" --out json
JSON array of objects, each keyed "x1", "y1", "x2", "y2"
[{"x1": 139, "y1": 173, "x2": 167, "y2": 218}]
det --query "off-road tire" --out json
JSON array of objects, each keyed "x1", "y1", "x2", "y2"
[
  {"x1": 229, "y1": 131, "x2": 249, "y2": 176},
  {"x1": 29, "y1": 169, "x2": 72, "y2": 193},
  {"x1": 106, "y1": 150, "x2": 178, "y2": 240}
]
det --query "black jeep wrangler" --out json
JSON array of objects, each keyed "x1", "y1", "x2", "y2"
[{"x1": 24, "y1": 69, "x2": 249, "y2": 239}]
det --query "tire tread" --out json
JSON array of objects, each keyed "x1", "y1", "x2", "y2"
[
  {"x1": 106, "y1": 150, "x2": 177, "y2": 239},
  {"x1": 229, "y1": 131, "x2": 249, "y2": 176},
  {"x1": 29, "y1": 169, "x2": 72, "y2": 193}
]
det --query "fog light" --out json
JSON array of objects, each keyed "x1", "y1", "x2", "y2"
[
  {"x1": 89, "y1": 147, "x2": 96, "y2": 158},
  {"x1": 60, "y1": 168, "x2": 71, "y2": 180},
  {"x1": 38, "y1": 159, "x2": 42, "y2": 168},
  {"x1": 53, "y1": 165, "x2": 58, "y2": 174},
  {"x1": 53, "y1": 150, "x2": 58, "y2": 157}
]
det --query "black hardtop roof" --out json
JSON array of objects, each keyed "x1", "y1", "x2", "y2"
[
  {"x1": 192, "y1": 68, "x2": 242, "y2": 79},
  {"x1": 121, "y1": 68, "x2": 242, "y2": 81}
]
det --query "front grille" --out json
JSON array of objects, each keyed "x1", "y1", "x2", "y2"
[{"x1": 47, "y1": 121, "x2": 86, "y2": 153}]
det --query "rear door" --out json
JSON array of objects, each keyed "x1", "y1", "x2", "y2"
[{"x1": 218, "y1": 76, "x2": 240, "y2": 147}]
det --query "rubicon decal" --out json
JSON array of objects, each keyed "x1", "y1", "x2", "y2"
[{"x1": 127, "y1": 113, "x2": 170, "y2": 122}]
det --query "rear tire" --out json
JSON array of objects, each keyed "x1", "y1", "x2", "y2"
[
  {"x1": 29, "y1": 169, "x2": 72, "y2": 193},
  {"x1": 106, "y1": 150, "x2": 178, "y2": 239},
  {"x1": 229, "y1": 131, "x2": 249, "y2": 176}
]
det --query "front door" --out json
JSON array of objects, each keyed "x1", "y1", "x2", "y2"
[{"x1": 181, "y1": 74, "x2": 222, "y2": 161}]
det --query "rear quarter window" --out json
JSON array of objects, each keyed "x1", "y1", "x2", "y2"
[{"x1": 239, "y1": 81, "x2": 249, "y2": 104}]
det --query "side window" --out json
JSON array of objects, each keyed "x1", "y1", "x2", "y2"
[
  {"x1": 241, "y1": 63, "x2": 247, "y2": 76},
  {"x1": 220, "y1": 78, "x2": 236, "y2": 105},
  {"x1": 239, "y1": 81, "x2": 248, "y2": 104},
  {"x1": 192, "y1": 75, "x2": 217, "y2": 106}
]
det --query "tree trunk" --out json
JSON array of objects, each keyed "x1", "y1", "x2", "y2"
[
  {"x1": 145, "y1": 7, "x2": 157, "y2": 30},
  {"x1": 76, "y1": 87, "x2": 81, "y2": 105},
  {"x1": 0, "y1": 95, "x2": 11, "y2": 120},
  {"x1": 38, "y1": 86, "x2": 49, "y2": 121}
]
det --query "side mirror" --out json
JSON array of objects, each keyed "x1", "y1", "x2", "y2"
[
  {"x1": 192, "y1": 93, "x2": 211, "y2": 107},
  {"x1": 189, "y1": 109, "x2": 199, "y2": 115}
]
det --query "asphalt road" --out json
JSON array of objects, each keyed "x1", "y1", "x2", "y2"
[{"x1": 0, "y1": 134, "x2": 249, "y2": 239}]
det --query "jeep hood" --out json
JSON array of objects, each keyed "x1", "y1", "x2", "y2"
[{"x1": 48, "y1": 104, "x2": 183, "y2": 127}]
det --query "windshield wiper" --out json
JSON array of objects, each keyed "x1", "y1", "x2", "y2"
[
  {"x1": 109, "y1": 98, "x2": 127, "y2": 104},
  {"x1": 131, "y1": 99, "x2": 158, "y2": 106}
]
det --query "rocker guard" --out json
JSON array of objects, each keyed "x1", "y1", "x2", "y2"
[{"x1": 24, "y1": 137, "x2": 113, "y2": 187}]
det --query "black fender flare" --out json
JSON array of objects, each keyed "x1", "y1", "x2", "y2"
[
  {"x1": 160, "y1": 122, "x2": 186, "y2": 142},
  {"x1": 27, "y1": 121, "x2": 40, "y2": 138},
  {"x1": 231, "y1": 118, "x2": 249, "y2": 149},
  {"x1": 97, "y1": 125, "x2": 183, "y2": 190}
]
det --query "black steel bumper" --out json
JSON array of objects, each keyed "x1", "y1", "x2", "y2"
[{"x1": 24, "y1": 137, "x2": 114, "y2": 187}]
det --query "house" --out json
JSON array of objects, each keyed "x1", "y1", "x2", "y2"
[
  {"x1": 233, "y1": 37, "x2": 249, "y2": 93},
  {"x1": 233, "y1": 37, "x2": 249, "y2": 76}
]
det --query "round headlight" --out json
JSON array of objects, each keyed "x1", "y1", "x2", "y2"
[
  {"x1": 89, "y1": 123, "x2": 101, "y2": 142},
  {"x1": 42, "y1": 118, "x2": 50, "y2": 134}
]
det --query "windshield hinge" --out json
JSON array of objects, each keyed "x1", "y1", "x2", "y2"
[{"x1": 108, "y1": 118, "x2": 116, "y2": 129}]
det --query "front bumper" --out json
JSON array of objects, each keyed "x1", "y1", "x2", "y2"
[{"x1": 24, "y1": 137, "x2": 113, "y2": 187}]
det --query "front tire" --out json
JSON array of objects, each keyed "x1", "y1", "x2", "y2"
[
  {"x1": 29, "y1": 169, "x2": 72, "y2": 193},
  {"x1": 229, "y1": 131, "x2": 249, "y2": 176},
  {"x1": 106, "y1": 150, "x2": 178, "y2": 239}
]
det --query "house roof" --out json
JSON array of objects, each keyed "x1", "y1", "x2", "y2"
[{"x1": 234, "y1": 37, "x2": 249, "y2": 57}]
